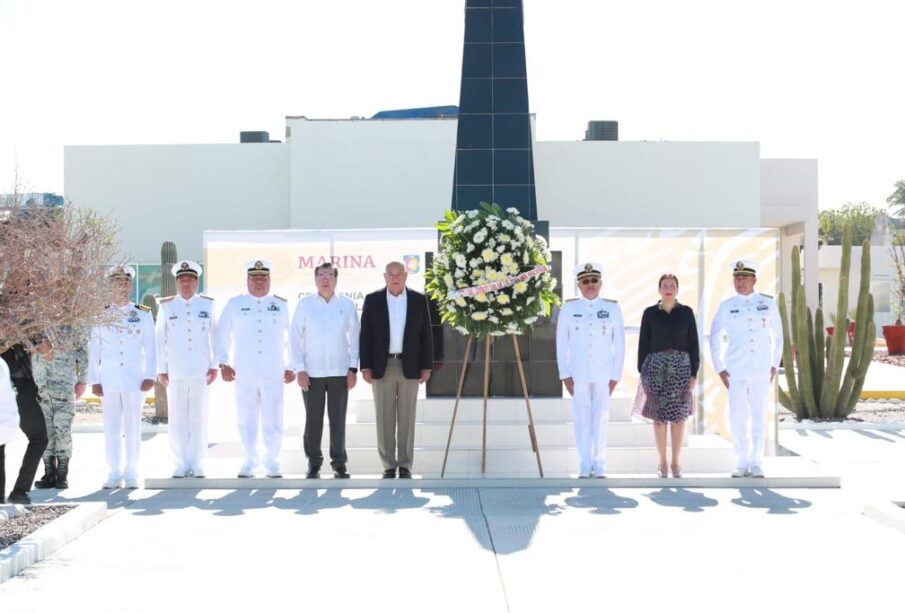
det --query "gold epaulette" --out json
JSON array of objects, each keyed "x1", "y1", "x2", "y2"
[
  {"x1": 159, "y1": 296, "x2": 175, "y2": 304},
  {"x1": 273, "y1": 295, "x2": 287, "y2": 302},
  {"x1": 137, "y1": 304, "x2": 151, "y2": 312},
  {"x1": 760, "y1": 293, "x2": 774, "y2": 299},
  {"x1": 602, "y1": 297, "x2": 619, "y2": 304},
  {"x1": 565, "y1": 298, "x2": 579, "y2": 303},
  {"x1": 200, "y1": 294, "x2": 214, "y2": 300}
]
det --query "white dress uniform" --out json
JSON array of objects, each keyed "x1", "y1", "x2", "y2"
[
  {"x1": 88, "y1": 294, "x2": 156, "y2": 485},
  {"x1": 556, "y1": 263, "x2": 625, "y2": 477},
  {"x1": 709, "y1": 260, "x2": 783, "y2": 475},
  {"x1": 156, "y1": 260, "x2": 216, "y2": 477},
  {"x1": 216, "y1": 289, "x2": 290, "y2": 476}
]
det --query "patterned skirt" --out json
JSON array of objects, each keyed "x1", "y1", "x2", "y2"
[{"x1": 633, "y1": 349, "x2": 693, "y2": 424}]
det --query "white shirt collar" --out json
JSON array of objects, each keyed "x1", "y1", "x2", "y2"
[{"x1": 386, "y1": 287, "x2": 408, "y2": 300}]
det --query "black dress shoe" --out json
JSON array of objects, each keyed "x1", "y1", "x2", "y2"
[
  {"x1": 398, "y1": 467, "x2": 412, "y2": 479},
  {"x1": 306, "y1": 467, "x2": 321, "y2": 479},
  {"x1": 382, "y1": 468, "x2": 396, "y2": 479},
  {"x1": 8, "y1": 489, "x2": 32, "y2": 505},
  {"x1": 333, "y1": 466, "x2": 350, "y2": 479}
]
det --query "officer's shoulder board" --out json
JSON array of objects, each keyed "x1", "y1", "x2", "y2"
[
  {"x1": 200, "y1": 294, "x2": 214, "y2": 301},
  {"x1": 273, "y1": 295, "x2": 287, "y2": 302},
  {"x1": 565, "y1": 297, "x2": 579, "y2": 303},
  {"x1": 601, "y1": 297, "x2": 619, "y2": 304},
  {"x1": 136, "y1": 303, "x2": 151, "y2": 312},
  {"x1": 759, "y1": 292, "x2": 774, "y2": 299},
  {"x1": 159, "y1": 296, "x2": 175, "y2": 304}
]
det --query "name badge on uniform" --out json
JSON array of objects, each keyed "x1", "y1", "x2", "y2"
[
  {"x1": 127, "y1": 310, "x2": 141, "y2": 323},
  {"x1": 169, "y1": 315, "x2": 178, "y2": 320},
  {"x1": 267, "y1": 303, "x2": 280, "y2": 312},
  {"x1": 730, "y1": 309, "x2": 740, "y2": 314},
  {"x1": 240, "y1": 307, "x2": 251, "y2": 312},
  {"x1": 757, "y1": 304, "x2": 769, "y2": 312},
  {"x1": 597, "y1": 310, "x2": 608, "y2": 319},
  {"x1": 572, "y1": 313, "x2": 582, "y2": 318},
  {"x1": 198, "y1": 311, "x2": 210, "y2": 319}
]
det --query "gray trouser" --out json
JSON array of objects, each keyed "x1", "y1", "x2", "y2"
[
  {"x1": 302, "y1": 376, "x2": 348, "y2": 469},
  {"x1": 372, "y1": 358, "x2": 419, "y2": 470}
]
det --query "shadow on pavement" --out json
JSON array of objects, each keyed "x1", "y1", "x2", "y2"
[
  {"x1": 645, "y1": 488, "x2": 719, "y2": 512},
  {"x1": 563, "y1": 488, "x2": 639, "y2": 515},
  {"x1": 730, "y1": 488, "x2": 812, "y2": 514}
]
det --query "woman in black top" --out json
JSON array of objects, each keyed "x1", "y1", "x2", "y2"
[{"x1": 633, "y1": 274, "x2": 700, "y2": 478}]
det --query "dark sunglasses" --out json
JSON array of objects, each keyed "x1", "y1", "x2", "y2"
[{"x1": 580, "y1": 278, "x2": 599, "y2": 285}]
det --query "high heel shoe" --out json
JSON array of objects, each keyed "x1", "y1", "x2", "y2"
[
  {"x1": 657, "y1": 465, "x2": 668, "y2": 478},
  {"x1": 671, "y1": 464, "x2": 683, "y2": 478}
]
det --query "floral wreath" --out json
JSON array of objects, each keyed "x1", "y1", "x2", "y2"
[{"x1": 426, "y1": 202, "x2": 560, "y2": 338}]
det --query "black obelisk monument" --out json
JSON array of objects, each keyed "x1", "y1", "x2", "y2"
[
  {"x1": 452, "y1": 0, "x2": 538, "y2": 220},
  {"x1": 428, "y1": 0, "x2": 562, "y2": 398}
]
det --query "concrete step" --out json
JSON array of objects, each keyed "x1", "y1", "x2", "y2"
[
  {"x1": 350, "y1": 395, "x2": 635, "y2": 424},
  {"x1": 205, "y1": 434, "x2": 735, "y2": 477},
  {"x1": 297, "y1": 420, "x2": 682, "y2": 448}
]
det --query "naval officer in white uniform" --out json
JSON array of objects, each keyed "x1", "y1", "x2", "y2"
[
  {"x1": 156, "y1": 260, "x2": 218, "y2": 478},
  {"x1": 709, "y1": 259, "x2": 783, "y2": 478},
  {"x1": 88, "y1": 265, "x2": 156, "y2": 489},
  {"x1": 216, "y1": 260, "x2": 294, "y2": 478},
  {"x1": 556, "y1": 262, "x2": 625, "y2": 478}
]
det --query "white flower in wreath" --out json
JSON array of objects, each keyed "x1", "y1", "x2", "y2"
[
  {"x1": 500, "y1": 253, "x2": 514, "y2": 267},
  {"x1": 513, "y1": 281, "x2": 528, "y2": 295},
  {"x1": 473, "y1": 229, "x2": 488, "y2": 244},
  {"x1": 467, "y1": 210, "x2": 479, "y2": 218},
  {"x1": 506, "y1": 207, "x2": 520, "y2": 215},
  {"x1": 522, "y1": 251, "x2": 530, "y2": 265},
  {"x1": 490, "y1": 330, "x2": 506, "y2": 336},
  {"x1": 466, "y1": 242, "x2": 475, "y2": 252},
  {"x1": 469, "y1": 257, "x2": 483, "y2": 268},
  {"x1": 481, "y1": 248, "x2": 498, "y2": 262},
  {"x1": 444, "y1": 273, "x2": 454, "y2": 287},
  {"x1": 526, "y1": 296, "x2": 536, "y2": 305},
  {"x1": 454, "y1": 253, "x2": 467, "y2": 268},
  {"x1": 524, "y1": 316, "x2": 538, "y2": 325},
  {"x1": 454, "y1": 268, "x2": 465, "y2": 278},
  {"x1": 455, "y1": 297, "x2": 467, "y2": 307},
  {"x1": 489, "y1": 315, "x2": 500, "y2": 323},
  {"x1": 456, "y1": 280, "x2": 468, "y2": 288},
  {"x1": 446, "y1": 304, "x2": 456, "y2": 313},
  {"x1": 496, "y1": 244, "x2": 506, "y2": 254},
  {"x1": 506, "y1": 321, "x2": 520, "y2": 332},
  {"x1": 514, "y1": 226, "x2": 524, "y2": 237},
  {"x1": 497, "y1": 293, "x2": 511, "y2": 305},
  {"x1": 499, "y1": 233, "x2": 511, "y2": 243},
  {"x1": 474, "y1": 293, "x2": 489, "y2": 303},
  {"x1": 502, "y1": 219, "x2": 515, "y2": 229},
  {"x1": 455, "y1": 326, "x2": 469, "y2": 334},
  {"x1": 487, "y1": 238, "x2": 496, "y2": 248},
  {"x1": 500, "y1": 307, "x2": 514, "y2": 316},
  {"x1": 472, "y1": 311, "x2": 488, "y2": 321}
]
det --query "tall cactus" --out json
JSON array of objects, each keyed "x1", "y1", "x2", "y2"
[
  {"x1": 141, "y1": 293, "x2": 158, "y2": 321},
  {"x1": 778, "y1": 223, "x2": 874, "y2": 419},
  {"x1": 161, "y1": 240, "x2": 178, "y2": 298},
  {"x1": 155, "y1": 240, "x2": 178, "y2": 421}
]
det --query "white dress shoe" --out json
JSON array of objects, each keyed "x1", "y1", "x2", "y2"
[
  {"x1": 237, "y1": 466, "x2": 254, "y2": 478},
  {"x1": 172, "y1": 469, "x2": 187, "y2": 479},
  {"x1": 730, "y1": 467, "x2": 749, "y2": 478},
  {"x1": 266, "y1": 469, "x2": 283, "y2": 479},
  {"x1": 748, "y1": 465, "x2": 765, "y2": 478},
  {"x1": 102, "y1": 478, "x2": 121, "y2": 489},
  {"x1": 124, "y1": 479, "x2": 139, "y2": 489}
]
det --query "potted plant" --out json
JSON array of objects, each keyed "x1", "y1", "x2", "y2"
[{"x1": 882, "y1": 228, "x2": 905, "y2": 354}]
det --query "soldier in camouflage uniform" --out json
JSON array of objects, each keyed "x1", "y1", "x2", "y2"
[{"x1": 32, "y1": 334, "x2": 88, "y2": 489}]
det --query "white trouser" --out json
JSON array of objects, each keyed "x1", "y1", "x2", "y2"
[
  {"x1": 103, "y1": 391, "x2": 144, "y2": 481},
  {"x1": 727, "y1": 377, "x2": 769, "y2": 469},
  {"x1": 235, "y1": 377, "x2": 284, "y2": 472},
  {"x1": 572, "y1": 381, "x2": 610, "y2": 474},
  {"x1": 168, "y1": 378, "x2": 210, "y2": 473}
]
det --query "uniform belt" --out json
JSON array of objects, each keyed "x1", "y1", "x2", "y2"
[{"x1": 387, "y1": 353, "x2": 403, "y2": 359}]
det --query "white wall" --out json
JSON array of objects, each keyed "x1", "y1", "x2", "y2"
[
  {"x1": 287, "y1": 118, "x2": 457, "y2": 229},
  {"x1": 65, "y1": 143, "x2": 290, "y2": 262},
  {"x1": 761, "y1": 159, "x2": 819, "y2": 307},
  {"x1": 533, "y1": 141, "x2": 762, "y2": 228}
]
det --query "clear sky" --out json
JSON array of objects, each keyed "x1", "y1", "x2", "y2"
[{"x1": 1, "y1": 0, "x2": 902, "y2": 211}]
